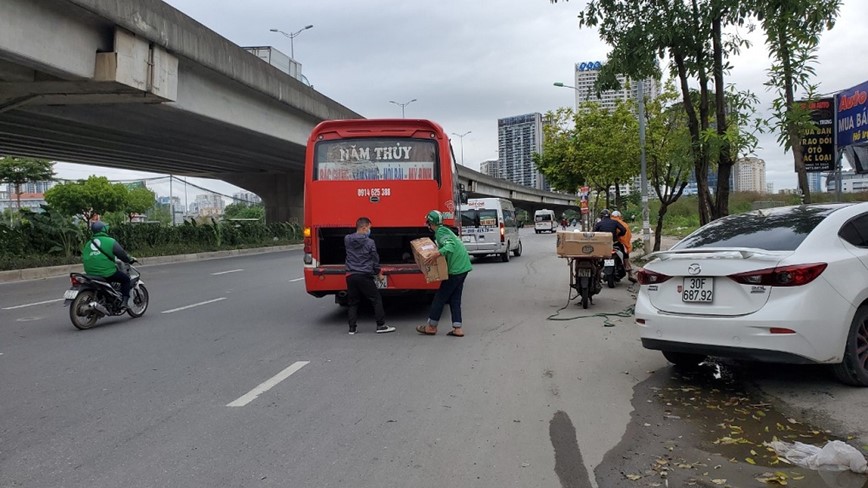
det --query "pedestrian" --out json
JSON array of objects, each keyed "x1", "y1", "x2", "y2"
[
  {"x1": 82, "y1": 221, "x2": 137, "y2": 310},
  {"x1": 416, "y1": 210, "x2": 472, "y2": 337},
  {"x1": 611, "y1": 210, "x2": 637, "y2": 283},
  {"x1": 345, "y1": 217, "x2": 394, "y2": 335}
]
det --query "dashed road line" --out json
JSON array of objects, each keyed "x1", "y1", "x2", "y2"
[
  {"x1": 2, "y1": 298, "x2": 64, "y2": 310},
  {"x1": 161, "y1": 297, "x2": 227, "y2": 314},
  {"x1": 211, "y1": 269, "x2": 244, "y2": 276},
  {"x1": 289, "y1": 277, "x2": 304, "y2": 282},
  {"x1": 227, "y1": 361, "x2": 310, "y2": 407}
]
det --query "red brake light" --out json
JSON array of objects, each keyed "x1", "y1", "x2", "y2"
[
  {"x1": 728, "y1": 263, "x2": 827, "y2": 287},
  {"x1": 636, "y1": 268, "x2": 671, "y2": 285},
  {"x1": 500, "y1": 222, "x2": 505, "y2": 242}
]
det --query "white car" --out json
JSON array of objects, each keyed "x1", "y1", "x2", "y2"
[{"x1": 635, "y1": 203, "x2": 868, "y2": 386}]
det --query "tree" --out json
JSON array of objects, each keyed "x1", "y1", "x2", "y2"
[
  {"x1": 0, "y1": 156, "x2": 54, "y2": 210},
  {"x1": 224, "y1": 202, "x2": 265, "y2": 220},
  {"x1": 44, "y1": 176, "x2": 129, "y2": 222},
  {"x1": 125, "y1": 186, "x2": 157, "y2": 221},
  {"x1": 561, "y1": 0, "x2": 753, "y2": 224},
  {"x1": 753, "y1": 0, "x2": 841, "y2": 203}
]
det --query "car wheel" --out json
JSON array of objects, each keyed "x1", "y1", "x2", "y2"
[
  {"x1": 662, "y1": 350, "x2": 706, "y2": 368},
  {"x1": 832, "y1": 305, "x2": 868, "y2": 386},
  {"x1": 513, "y1": 240, "x2": 522, "y2": 257},
  {"x1": 501, "y1": 242, "x2": 510, "y2": 262}
]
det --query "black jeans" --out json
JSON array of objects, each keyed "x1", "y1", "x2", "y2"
[
  {"x1": 346, "y1": 273, "x2": 385, "y2": 328},
  {"x1": 106, "y1": 270, "x2": 131, "y2": 300},
  {"x1": 428, "y1": 271, "x2": 468, "y2": 327}
]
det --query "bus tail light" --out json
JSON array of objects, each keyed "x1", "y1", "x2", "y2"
[
  {"x1": 500, "y1": 222, "x2": 505, "y2": 242},
  {"x1": 303, "y1": 227, "x2": 313, "y2": 265}
]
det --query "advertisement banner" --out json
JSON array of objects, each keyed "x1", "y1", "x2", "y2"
[
  {"x1": 836, "y1": 80, "x2": 868, "y2": 148},
  {"x1": 796, "y1": 97, "x2": 835, "y2": 172}
]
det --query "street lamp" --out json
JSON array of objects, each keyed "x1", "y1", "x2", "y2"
[
  {"x1": 451, "y1": 131, "x2": 471, "y2": 166},
  {"x1": 553, "y1": 82, "x2": 580, "y2": 111},
  {"x1": 389, "y1": 98, "x2": 417, "y2": 118},
  {"x1": 269, "y1": 24, "x2": 314, "y2": 60}
]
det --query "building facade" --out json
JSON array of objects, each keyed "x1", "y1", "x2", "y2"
[
  {"x1": 732, "y1": 157, "x2": 767, "y2": 193},
  {"x1": 826, "y1": 170, "x2": 868, "y2": 193},
  {"x1": 573, "y1": 61, "x2": 660, "y2": 112},
  {"x1": 497, "y1": 113, "x2": 547, "y2": 190},
  {"x1": 808, "y1": 172, "x2": 824, "y2": 193},
  {"x1": 232, "y1": 191, "x2": 262, "y2": 205},
  {"x1": 479, "y1": 159, "x2": 502, "y2": 179}
]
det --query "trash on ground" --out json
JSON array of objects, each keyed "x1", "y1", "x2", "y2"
[{"x1": 769, "y1": 440, "x2": 868, "y2": 474}]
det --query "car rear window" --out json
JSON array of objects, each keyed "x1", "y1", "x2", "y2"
[
  {"x1": 672, "y1": 206, "x2": 842, "y2": 251},
  {"x1": 461, "y1": 209, "x2": 498, "y2": 227}
]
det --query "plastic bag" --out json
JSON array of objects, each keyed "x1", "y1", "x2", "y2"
[{"x1": 769, "y1": 440, "x2": 868, "y2": 474}]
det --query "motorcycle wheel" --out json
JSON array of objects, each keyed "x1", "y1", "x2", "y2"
[
  {"x1": 607, "y1": 273, "x2": 615, "y2": 288},
  {"x1": 581, "y1": 287, "x2": 590, "y2": 309},
  {"x1": 70, "y1": 290, "x2": 99, "y2": 330},
  {"x1": 127, "y1": 284, "x2": 150, "y2": 318}
]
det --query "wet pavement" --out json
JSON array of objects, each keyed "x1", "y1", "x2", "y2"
[{"x1": 596, "y1": 361, "x2": 868, "y2": 487}]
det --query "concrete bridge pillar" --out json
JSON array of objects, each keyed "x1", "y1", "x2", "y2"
[{"x1": 223, "y1": 170, "x2": 303, "y2": 223}]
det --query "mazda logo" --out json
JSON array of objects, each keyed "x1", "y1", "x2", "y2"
[{"x1": 688, "y1": 264, "x2": 701, "y2": 275}]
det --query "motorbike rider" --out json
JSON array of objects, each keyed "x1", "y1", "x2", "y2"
[
  {"x1": 593, "y1": 209, "x2": 629, "y2": 280},
  {"x1": 611, "y1": 210, "x2": 637, "y2": 283},
  {"x1": 81, "y1": 221, "x2": 137, "y2": 309}
]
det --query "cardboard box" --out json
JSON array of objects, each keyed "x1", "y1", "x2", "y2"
[
  {"x1": 556, "y1": 231, "x2": 613, "y2": 258},
  {"x1": 410, "y1": 237, "x2": 449, "y2": 282}
]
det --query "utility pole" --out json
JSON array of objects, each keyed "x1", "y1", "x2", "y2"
[{"x1": 638, "y1": 80, "x2": 650, "y2": 253}]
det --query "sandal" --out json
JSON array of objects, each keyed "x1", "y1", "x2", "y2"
[
  {"x1": 446, "y1": 329, "x2": 464, "y2": 337},
  {"x1": 416, "y1": 325, "x2": 437, "y2": 335}
]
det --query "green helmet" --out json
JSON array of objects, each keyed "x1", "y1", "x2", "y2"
[{"x1": 425, "y1": 210, "x2": 443, "y2": 225}]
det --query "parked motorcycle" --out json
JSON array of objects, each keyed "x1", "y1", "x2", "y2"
[
  {"x1": 602, "y1": 242, "x2": 628, "y2": 288},
  {"x1": 570, "y1": 256, "x2": 603, "y2": 309},
  {"x1": 64, "y1": 262, "x2": 149, "y2": 330}
]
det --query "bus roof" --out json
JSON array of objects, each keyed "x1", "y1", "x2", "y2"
[{"x1": 309, "y1": 118, "x2": 448, "y2": 141}]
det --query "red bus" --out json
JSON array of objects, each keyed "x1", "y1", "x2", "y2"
[{"x1": 303, "y1": 118, "x2": 461, "y2": 304}]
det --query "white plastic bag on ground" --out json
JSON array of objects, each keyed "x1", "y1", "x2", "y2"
[{"x1": 769, "y1": 440, "x2": 868, "y2": 474}]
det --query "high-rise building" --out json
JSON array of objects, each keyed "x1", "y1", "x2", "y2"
[
  {"x1": 497, "y1": 113, "x2": 547, "y2": 190},
  {"x1": 232, "y1": 191, "x2": 262, "y2": 205},
  {"x1": 479, "y1": 159, "x2": 502, "y2": 178},
  {"x1": 808, "y1": 172, "x2": 824, "y2": 193},
  {"x1": 826, "y1": 170, "x2": 868, "y2": 193},
  {"x1": 194, "y1": 194, "x2": 226, "y2": 217},
  {"x1": 733, "y1": 157, "x2": 767, "y2": 193},
  {"x1": 573, "y1": 61, "x2": 660, "y2": 112}
]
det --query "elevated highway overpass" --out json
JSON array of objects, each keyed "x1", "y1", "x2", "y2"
[{"x1": 0, "y1": 0, "x2": 576, "y2": 221}]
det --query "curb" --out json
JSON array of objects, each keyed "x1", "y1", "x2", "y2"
[{"x1": 0, "y1": 244, "x2": 303, "y2": 284}]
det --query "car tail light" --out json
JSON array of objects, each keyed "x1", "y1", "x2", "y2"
[
  {"x1": 728, "y1": 263, "x2": 827, "y2": 287},
  {"x1": 500, "y1": 222, "x2": 505, "y2": 242},
  {"x1": 636, "y1": 268, "x2": 671, "y2": 285}
]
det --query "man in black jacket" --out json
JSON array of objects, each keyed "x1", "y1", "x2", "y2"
[{"x1": 344, "y1": 217, "x2": 395, "y2": 335}]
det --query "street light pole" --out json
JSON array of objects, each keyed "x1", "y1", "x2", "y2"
[
  {"x1": 637, "y1": 80, "x2": 650, "y2": 253},
  {"x1": 269, "y1": 25, "x2": 314, "y2": 60},
  {"x1": 389, "y1": 98, "x2": 417, "y2": 118},
  {"x1": 452, "y1": 131, "x2": 471, "y2": 165},
  {"x1": 553, "y1": 82, "x2": 580, "y2": 111}
]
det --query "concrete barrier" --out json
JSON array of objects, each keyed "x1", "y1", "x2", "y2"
[{"x1": 0, "y1": 244, "x2": 302, "y2": 284}]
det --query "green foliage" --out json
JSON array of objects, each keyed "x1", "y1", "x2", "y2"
[
  {"x1": 125, "y1": 186, "x2": 157, "y2": 220},
  {"x1": 0, "y1": 156, "x2": 54, "y2": 210},
  {"x1": 45, "y1": 176, "x2": 129, "y2": 222},
  {"x1": 224, "y1": 202, "x2": 265, "y2": 220},
  {"x1": 18, "y1": 205, "x2": 85, "y2": 257}
]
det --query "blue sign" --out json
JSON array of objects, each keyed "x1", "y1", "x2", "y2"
[
  {"x1": 576, "y1": 61, "x2": 603, "y2": 72},
  {"x1": 836, "y1": 80, "x2": 868, "y2": 148}
]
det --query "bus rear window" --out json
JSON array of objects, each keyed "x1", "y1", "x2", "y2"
[{"x1": 314, "y1": 138, "x2": 438, "y2": 181}]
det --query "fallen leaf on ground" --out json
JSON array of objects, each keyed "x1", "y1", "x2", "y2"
[{"x1": 625, "y1": 473, "x2": 642, "y2": 481}]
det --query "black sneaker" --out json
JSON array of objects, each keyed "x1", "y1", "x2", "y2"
[
  {"x1": 376, "y1": 325, "x2": 396, "y2": 334},
  {"x1": 348, "y1": 327, "x2": 356, "y2": 335}
]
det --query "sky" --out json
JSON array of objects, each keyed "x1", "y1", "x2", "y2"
[{"x1": 55, "y1": 0, "x2": 867, "y2": 196}]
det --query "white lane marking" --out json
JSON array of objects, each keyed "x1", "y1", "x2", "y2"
[
  {"x1": 161, "y1": 297, "x2": 227, "y2": 314},
  {"x1": 2, "y1": 298, "x2": 64, "y2": 310},
  {"x1": 227, "y1": 361, "x2": 310, "y2": 407},
  {"x1": 289, "y1": 277, "x2": 304, "y2": 282},
  {"x1": 211, "y1": 269, "x2": 244, "y2": 276}
]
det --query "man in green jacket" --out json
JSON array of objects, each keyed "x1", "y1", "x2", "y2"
[
  {"x1": 416, "y1": 210, "x2": 472, "y2": 337},
  {"x1": 82, "y1": 221, "x2": 137, "y2": 309}
]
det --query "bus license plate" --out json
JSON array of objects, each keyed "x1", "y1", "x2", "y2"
[
  {"x1": 375, "y1": 276, "x2": 387, "y2": 289},
  {"x1": 682, "y1": 277, "x2": 713, "y2": 303},
  {"x1": 63, "y1": 289, "x2": 78, "y2": 300}
]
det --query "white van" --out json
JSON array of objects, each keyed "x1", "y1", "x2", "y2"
[
  {"x1": 534, "y1": 209, "x2": 557, "y2": 233},
  {"x1": 459, "y1": 198, "x2": 522, "y2": 262}
]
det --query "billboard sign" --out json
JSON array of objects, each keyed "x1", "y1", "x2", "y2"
[
  {"x1": 796, "y1": 97, "x2": 835, "y2": 172},
  {"x1": 836, "y1": 80, "x2": 868, "y2": 148}
]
